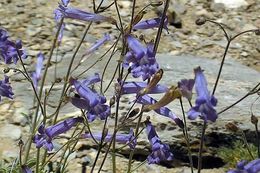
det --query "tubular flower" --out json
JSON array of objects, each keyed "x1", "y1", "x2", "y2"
[
  {"x1": 21, "y1": 165, "x2": 32, "y2": 173},
  {"x1": 0, "y1": 75, "x2": 14, "y2": 101},
  {"x1": 121, "y1": 81, "x2": 168, "y2": 95},
  {"x1": 70, "y1": 73, "x2": 110, "y2": 122},
  {"x1": 0, "y1": 29, "x2": 27, "y2": 64},
  {"x1": 133, "y1": 17, "x2": 168, "y2": 31},
  {"x1": 83, "y1": 33, "x2": 111, "y2": 56},
  {"x1": 187, "y1": 67, "x2": 217, "y2": 122},
  {"x1": 124, "y1": 37, "x2": 159, "y2": 81},
  {"x1": 33, "y1": 117, "x2": 83, "y2": 151},
  {"x1": 145, "y1": 120, "x2": 173, "y2": 164},
  {"x1": 55, "y1": 5, "x2": 116, "y2": 24},
  {"x1": 31, "y1": 53, "x2": 44, "y2": 88},
  {"x1": 227, "y1": 159, "x2": 260, "y2": 173},
  {"x1": 82, "y1": 129, "x2": 136, "y2": 149},
  {"x1": 177, "y1": 79, "x2": 195, "y2": 101},
  {"x1": 138, "y1": 95, "x2": 183, "y2": 128}
]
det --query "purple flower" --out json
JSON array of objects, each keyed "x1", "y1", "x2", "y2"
[
  {"x1": 145, "y1": 120, "x2": 173, "y2": 164},
  {"x1": 33, "y1": 117, "x2": 83, "y2": 151},
  {"x1": 121, "y1": 81, "x2": 168, "y2": 95},
  {"x1": 227, "y1": 159, "x2": 260, "y2": 173},
  {"x1": 124, "y1": 37, "x2": 159, "y2": 81},
  {"x1": 82, "y1": 129, "x2": 136, "y2": 149},
  {"x1": 21, "y1": 165, "x2": 32, "y2": 173},
  {"x1": 31, "y1": 53, "x2": 44, "y2": 88},
  {"x1": 138, "y1": 95, "x2": 183, "y2": 128},
  {"x1": 0, "y1": 75, "x2": 14, "y2": 101},
  {"x1": 55, "y1": 5, "x2": 116, "y2": 23},
  {"x1": 70, "y1": 73, "x2": 110, "y2": 122},
  {"x1": 133, "y1": 17, "x2": 168, "y2": 31},
  {"x1": 83, "y1": 33, "x2": 111, "y2": 56},
  {"x1": 61, "y1": 0, "x2": 70, "y2": 6},
  {"x1": 187, "y1": 67, "x2": 217, "y2": 122},
  {"x1": 0, "y1": 29, "x2": 27, "y2": 64},
  {"x1": 178, "y1": 79, "x2": 195, "y2": 101}
]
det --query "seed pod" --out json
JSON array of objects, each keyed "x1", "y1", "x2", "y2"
[
  {"x1": 150, "y1": 1, "x2": 163, "y2": 7},
  {"x1": 128, "y1": 108, "x2": 140, "y2": 118},
  {"x1": 255, "y1": 29, "x2": 260, "y2": 36},
  {"x1": 3, "y1": 67, "x2": 10, "y2": 73},
  {"x1": 196, "y1": 17, "x2": 206, "y2": 26},
  {"x1": 251, "y1": 114, "x2": 258, "y2": 125},
  {"x1": 109, "y1": 96, "x2": 116, "y2": 107}
]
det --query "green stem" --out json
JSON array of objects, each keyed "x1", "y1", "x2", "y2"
[
  {"x1": 24, "y1": 18, "x2": 64, "y2": 162},
  {"x1": 180, "y1": 98, "x2": 194, "y2": 173},
  {"x1": 197, "y1": 121, "x2": 207, "y2": 173},
  {"x1": 127, "y1": 111, "x2": 143, "y2": 173}
]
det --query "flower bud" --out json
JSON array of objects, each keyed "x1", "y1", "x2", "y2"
[
  {"x1": 129, "y1": 108, "x2": 140, "y2": 118},
  {"x1": 196, "y1": 17, "x2": 206, "y2": 26},
  {"x1": 110, "y1": 96, "x2": 116, "y2": 107},
  {"x1": 3, "y1": 67, "x2": 10, "y2": 73},
  {"x1": 255, "y1": 29, "x2": 260, "y2": 36},
  {"x1": 251, "y1": 114, "x2": 258, "y2": 125}
]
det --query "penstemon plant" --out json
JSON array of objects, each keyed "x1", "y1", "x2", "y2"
[{"x1": 0, "y1": 0, "x2": 259, "y2": 173}]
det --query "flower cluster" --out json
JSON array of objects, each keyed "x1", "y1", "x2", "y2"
[
  {"x1": 70, "y1": 73, "x2": 110, "y2": 122},
  {"x1": 123, "y1": 35, "x2": 159, "y2": 81},
  {"x1": 0, "y1": 28, "x2": 26, "y2": 64}
]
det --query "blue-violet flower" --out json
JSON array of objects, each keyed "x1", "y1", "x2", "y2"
[
  {"x1": 124, "y1": 36, "x2": 159, "y2": 81},
  {"x1": 227, "y1": 159, "x2": 260, "y2": 173},
  {"x1": 70, "y1": 73, "x2": 110, "y2": 122},
  {"x1": 187, "y1": 67, "x2": 217, "y2": 122},
  {"x1": 178, "y1": 79, "x2": 195, "y2": 101},
  {"x1": 133, "y1": 17, "x2": 168, "y2": 31},
  {"x1": 82, "y1": 129, "x2": 136, "y2": 149},
  {"x1": 0, "y1": 75, "x2": 14, "y2": 101},
  {"x1": 83, "y1": 33, "x2": 111, "y2": 56},
  {"x1": 145, "y1": 120, "x2": 173, "y2": 164},
  {"x1": 0, "y1": 29, "x2": 26, "y2": 64},
  {"x1": 33, "y1": 117, "x2": 83, "y2": 151},
  {"x1": 31, "y1": 53, "x2": 44, "y2": 88}
]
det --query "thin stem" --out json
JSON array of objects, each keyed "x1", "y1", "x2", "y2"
[
  {"x1": 212, "y1": 41, "x2": 230, "y2": 95},
  {"x1": 24, "y1": 18, "x2": 64, "y2": 162},
  {"x1": 255, "y1": 124, "x2": 260, "y2": 158},
  {"x1": 180, "y1": 98, "x2": 194, "y2": 173},
  {"x1": 197, "y1": 121, "x2": 207, "y2": 173},
  {"x1": 128, "y1": 0, "x2": 137, "y2": 33},
  {"x1": 218, "y1": 82, "x2": 260, "y2": 115},
  {"x1": 127, "y1": 110, "x2": 144, "y2": 173},
  {"x1": 153, "y1": 0, "x2": 170, "y2": 54},
  {"x1": 100, "y1": 34, "x2": 121, "y2": 93},
  {"x1": 53, "y1": 22, "x2": 92, "y2": 124},
  {"x1": 241, "y1": 130, "x2": 254, "y2": 160},
  {"x1": 36, "y1": 148, "x2": 40, "y2": 173},
  {"x1": 90, "y1": 116, "x2": 109, "y2": 172}
]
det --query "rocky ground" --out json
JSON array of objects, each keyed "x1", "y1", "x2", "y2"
[{"x1": 0, "y1": 0, "x2": 259, "y2": 172}]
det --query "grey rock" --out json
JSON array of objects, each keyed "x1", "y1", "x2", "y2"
[{"x1": 0, "y1": 124, "x2": 22, "y2": 140}]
